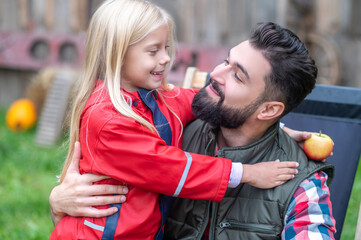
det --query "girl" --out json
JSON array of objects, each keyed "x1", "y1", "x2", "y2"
[{"x1": 50, "y1": 0, "x2": 299, "y2": 239}]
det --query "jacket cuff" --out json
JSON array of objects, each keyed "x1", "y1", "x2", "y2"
[
  {"x1": 213, "y1": 158, "x2": 232, "y2": 202},
  {"x1": 228, "y1": 162, "x2": 243, "y2": 188}
]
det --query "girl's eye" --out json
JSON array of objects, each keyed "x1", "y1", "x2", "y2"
[
  {"x1": 165, "y1": 45, "x2": 170, "y2": 50},
  {"x1": 149, "y1": 50, "x2": 158, "y2": 55},
  {"x1": 224, "y1": 59, "x2": 229, "y2": 65}
]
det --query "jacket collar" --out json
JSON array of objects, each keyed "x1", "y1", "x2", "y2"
[{"x1": 205, "y1": 122, "x2": 280, "y2": 164}]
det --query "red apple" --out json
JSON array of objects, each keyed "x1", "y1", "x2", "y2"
[{"x1": 304, "y1": 131, "x2": 334, "y2": 161}]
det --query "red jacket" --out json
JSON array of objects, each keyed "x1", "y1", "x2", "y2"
[{"x1": 50, "y1": 81, "x2": 232, "y2": 239}]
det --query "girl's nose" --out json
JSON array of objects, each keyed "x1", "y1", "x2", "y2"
[{"x1": 160, "y1": 51, "x2": 170, "y2": 65}]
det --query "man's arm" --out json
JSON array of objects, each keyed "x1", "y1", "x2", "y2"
[
  {"x1": 49, "y1": 142, "x2": 128, "y2": 226},
  {"x1": 49, "y1": 125, "x2": 313, "y2": 226},
  {"x1": 281, "y1": 171, "x2": 336, "y2": 239}
]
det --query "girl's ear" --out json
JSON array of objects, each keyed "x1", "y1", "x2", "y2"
[{"x1": 257, "y1": 101, "x2": 285, "y2": 120}]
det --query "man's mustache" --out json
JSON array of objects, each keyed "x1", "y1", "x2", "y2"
[{"x1": 209, "y1": 78, "x2": 225, "y2": 99}]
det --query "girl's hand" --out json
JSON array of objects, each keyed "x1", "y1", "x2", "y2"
[
  {"x1": 282, "y1": 126, "x2": 333, "y2": 161},
  {"x1": 242, "y1": 160, "x2": 299, "y2": 189},
  {"x1": 282, "y1": 126, "x2": 311, "y2": 149}
]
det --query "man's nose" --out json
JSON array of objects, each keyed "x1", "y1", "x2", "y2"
[{"x1": 209, "y1": 63, "x2": 229, "y2": 84}]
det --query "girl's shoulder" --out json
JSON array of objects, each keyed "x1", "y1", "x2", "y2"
[
  {"x1": 81, "y1": 91, "x2": 139, "y2": 134},
  {"x1": 81, "y1": 85, "x2": 122, "y2": 125},
  {"x1": 157, "y1": 85, "x2": 197, "y2": 122}
]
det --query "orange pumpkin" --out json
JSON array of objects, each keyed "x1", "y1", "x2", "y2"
[{"x1": 6, "y1": 99, "x2": 37, "y2": 132}]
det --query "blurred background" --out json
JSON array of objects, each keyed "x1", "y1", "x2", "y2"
[{"x1": 0, "y1": 0, "x2": 360, "y2": 239}]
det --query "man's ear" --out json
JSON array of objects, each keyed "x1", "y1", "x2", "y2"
[{"x1": 257, "y1": 101, "x2": 285, "y2": 120}]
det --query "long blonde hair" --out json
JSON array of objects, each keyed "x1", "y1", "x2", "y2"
[{"x1": 60, "y1": 0, "x2": 176, "y2": 182}]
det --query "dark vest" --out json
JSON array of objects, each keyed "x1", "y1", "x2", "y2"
[{"x1": 165, "y1": 120, "x2": 334, "y2": 240}]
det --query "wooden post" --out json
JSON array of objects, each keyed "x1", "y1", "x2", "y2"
[
  {"x1": 70, "y1": 0, "x2": 90, "y2": 33},
  {"x1": 182, "y1": 0, "x2": 195, "y2": 44},
  {"x1": 219, "y1": 0, "x2": 228, "y2": 42},
  {"x1": 69, "y1": 0, "x2": 79, "y2": 32},
  {"x1": 19, "y1": 0, "x2": 29, "y2": 30},
  {"x1": 78, "y1": 0, "x2": 89, "y2": 31},
  {"x1": 45, "y1": 0, "x2": 54, "y2": 30}
]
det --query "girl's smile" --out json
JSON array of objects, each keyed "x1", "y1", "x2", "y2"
[{"x1": 121, "y1": 24, "x2": 170, "y2": 92}]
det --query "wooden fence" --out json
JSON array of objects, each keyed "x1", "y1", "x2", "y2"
[{"x1": 1, "y1": 0, "x2": 361, "y2": 106}]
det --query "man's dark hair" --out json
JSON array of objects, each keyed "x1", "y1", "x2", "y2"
[{"x1": 249, "y1": 22, "x2": 317, "y2": 116}]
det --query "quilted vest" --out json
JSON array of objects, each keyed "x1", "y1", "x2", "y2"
[{"x1": 165, "y1": 120, "x2": 334, "y2": 240}]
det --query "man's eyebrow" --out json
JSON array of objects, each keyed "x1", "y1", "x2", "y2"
[
  {"x1": 236, "y1": 63, "x2": 250, "y2": 80},
  {"x1": 228, "y1": 49, "x2": 250, "y2": 80}
]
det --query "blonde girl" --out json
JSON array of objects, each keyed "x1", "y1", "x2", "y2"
[{"x1": 50, "y1": 0, "x2": 299, "y2": 239}]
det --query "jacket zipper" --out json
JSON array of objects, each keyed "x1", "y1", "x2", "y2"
[
  {"x1": 219, "y1": 221, "x2": 276, "y2": 234},
  {"x1": 196, "y1": 202, "x2": 212, "y2": 240}
]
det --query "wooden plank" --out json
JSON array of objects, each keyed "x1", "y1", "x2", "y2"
[{"x1": 35, "y1": 69, "x2": 77, "y2": 146}]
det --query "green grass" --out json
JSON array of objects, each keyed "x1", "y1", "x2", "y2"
[
  {"x1": 341, "y1": 161, "x2": 361, "y2": 240},
  {"x1": 0, "y1": 107, "x2": 360, "y2": 239},
  {"x1": 0, "y1": 108, "x2": 67, "y2": 239}
]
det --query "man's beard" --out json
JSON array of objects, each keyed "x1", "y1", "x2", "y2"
[{"x1": 191, "y1": 79, "x2": 265, "y2": 129}]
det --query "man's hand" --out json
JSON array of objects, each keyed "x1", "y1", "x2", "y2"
[
  {"x1": 242, "y1": 160, "x2": 299, "y2": 189},
  {"x1": 49, "y1": 141, "x2": 128, "y2": 226}
]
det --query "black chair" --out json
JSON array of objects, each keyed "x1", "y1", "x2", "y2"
[{"x1": 282, "y1": 84, "x2": 361, "y2": 240}]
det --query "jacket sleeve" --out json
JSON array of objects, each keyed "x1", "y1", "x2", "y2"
[
  {"x1": 161, "y1": 86, "x2": 199, "y2": 128},
  {"x1": 88, "y1": 116, "x2": 231, "y2": 203},
  {"x1": 176, "y1": 87, "x2": 199, "y2": 124}
]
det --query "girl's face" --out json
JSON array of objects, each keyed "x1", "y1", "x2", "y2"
[{"x1": 121, "y1": 24, "x2": 171, "y2": 92}]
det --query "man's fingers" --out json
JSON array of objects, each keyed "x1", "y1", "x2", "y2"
[
  {"x1": 85, "y1": 184, "x2": 129, "y2": 196},
  {"x1": 67, "y1": 141, "x2": 81, "y2": 174},
  {"x1": 79, "y1": 194, "x2": 127, "y2": 207},
  {"x1": 91, "y1": 207, "x2": 119, "y2": 218},
  {"x1": 75, "y1": 206, "x2": 119, "y2": 218},
  {"x1": 66, "y1": 142, "x2": 111, "y2": 183},
  {"x1": 81, "y1": 173, "x2": 112, "y2": 183}
]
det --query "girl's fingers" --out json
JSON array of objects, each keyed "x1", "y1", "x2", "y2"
[
  {"x1": 276, "y1": 174, "x2": 296, "y2": 181},
  {"x1": 275, "y1": 160, "x2": 299, "y2": 168}
]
